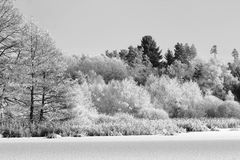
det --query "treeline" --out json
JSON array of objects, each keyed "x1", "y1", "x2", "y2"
[
  {"x1": 1, "y1": 0, "x2": 240, "y2": 136},
  {"x1": 66, "y1": 43, "x2": 240, "y2": 119}
]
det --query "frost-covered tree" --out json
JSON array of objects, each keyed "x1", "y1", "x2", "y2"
[
  {"x1": 146, "y1": 75, "x2": 204, "y2": 118},
  {"x1": 0, "y1": 0, "x2": 23, "y2": 120},
  {"x1": 12, "y1": 22, "x2": 71, "y2": 124},
  {"x1": 90, "y1": 78, "x2": 153, "y2": 116},
  {"x1": 193, "y1": 58, "x2": 238, "y2": 100},
  {"x1": 76, "y1": 55, "x2": 129, "y2": 83},
  {"x1": 166, "y1": 60, "x2": 195, "y2": 81}
]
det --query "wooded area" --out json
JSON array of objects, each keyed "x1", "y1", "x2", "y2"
[{"x1": 1, "y1": 0, "x2": 240, "y2": 138}]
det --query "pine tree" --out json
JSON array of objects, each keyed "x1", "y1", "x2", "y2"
[
  {"x1": 165, "y1": 49, "x2": 175, "y2": 66},
  {"x1": 140, "y1": 35, "x2": 162, "y2": 68},
  {"x1": 174, "y1": 43, "x2": 188, "y2": 64}
]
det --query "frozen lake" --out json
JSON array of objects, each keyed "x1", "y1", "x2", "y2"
[{"x1": 1, "y1": 130, "x2": 240, "y2": 160}]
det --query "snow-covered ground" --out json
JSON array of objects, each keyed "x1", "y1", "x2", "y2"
[{"x1": 0, "y1": 130, "x2": 240, "y2": 160}]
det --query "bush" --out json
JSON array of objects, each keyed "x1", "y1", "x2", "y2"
[
  {"x1": 217, "y1": 101, "x2": 240, "y2": 118},
  {"x1": 136, "y1": 108, "x2": 169, "y2": 120},
  {"x1": 78, "y1": 55, "x2": 128, "y2": 83},
  {"x1": 202, "y1": 118, "x2": 240, "y2": 129},
  {"x1": 91, "y1": 78, "x2": 153, "y2": 115},
  {"x1": 37, "y1": 123, "x2": 55, "y2": 137},
  {"x1": 92, "y1": 114, "x2": 111, "y2": 123},
  {"x1": 146, "y1": 75, "x2": 204, "y2": 118},
  {"x1": 46, "y1": 133, "x2": 61, "y2": 139},
  {"x1": 55, "y1": 113, "x2": 184, "y2": 137},
  {"x1": 202, "y1": 95, "x2": 223, "y2": 118},
  {"x1": 1, "y1": 128, "x2": 21, "y2": 138},
  {"x1": 173, "y1": 119, "x2": 209, "y2": 132},
  {"x1": 67, "y1": 81, "x2": 96, "y2": 117},
  {"x1": 0, "y1": 119, "x2": 30, "y2": 138},
  {"x1": 82, "y1": 120, "x2": 182, "y2": 136}
]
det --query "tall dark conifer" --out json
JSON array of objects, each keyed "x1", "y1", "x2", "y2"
[
  {"x1": 165, "y1": 49, "x2": 175, "y2": 66},
  {"x1": 140, "y1": 35, "x2": 162, "y2": 68}
]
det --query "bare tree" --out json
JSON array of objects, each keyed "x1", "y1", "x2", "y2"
[
  {"x1": 14, "y1": 22, "x2": 70, "y2": 124},
  {"x1": 0, "y1": 0, "x2": 22, "y2": 120}
]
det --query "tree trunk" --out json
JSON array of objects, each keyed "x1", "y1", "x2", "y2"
[
  {"x1": 39, "y1": 72, "x2": 45, "y2": 122},
  {"x1": 29, "y1": 35, "x2": 35, "y2": 125},
  {"x1": 30, "y1": 85, "x2": 34, "y2": 124}
]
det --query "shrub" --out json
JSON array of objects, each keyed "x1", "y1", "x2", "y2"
[
  {"x1": 202, "y1": 118, "x2": 240, "y2": 129},
  {"x1": 67, "y1": 81, "x2": 96, "y2": 116},
  {"x1": 93, "y1": 114, "x2": 115, "y2": 124},
  {"x1": 37, "y1": 123, "x2": 55, "y2": 137},
  {"x1": 217, "y1": 101, "x2": 240, "y2": 118},
  {"x1": 46, "y1": 133, "x2": 61, "y2": 139},
  {"x1": 146, "y1": 75, "x2": 204, "y2": 118},
  {"x1": 78, "y1": 55, "x2": 128, "y2": 83},
  {"x1": 0, "y1": 119, "x2": 30, "y2": 138},
  {"x1": 225, "y1": 91, "x2": 235, "y2": 101},
  {"x1": 202, "y1": 95, "x2": 223, "y2": 118},
  {"x1": 173, "y1": 119, "x2": 209, "y2": 132},
  {"x1": 55, "y1": 113, "x2": 184, "y2": 137},
  {"x1": 136, "y1": 108, "x2": 169, "y2": 120},
  {"x1": 80, "y1": 119, "x2": 182, "y2": 136},
  {"x1": 2, "y1": 128, "x2": 23, "y2": 138},
  {"x1": 91, "y1": 78, "x2": 153, "y2": 115},
  {"x1": 1, "y1": 128, "x2": 21, "y2": 138}
]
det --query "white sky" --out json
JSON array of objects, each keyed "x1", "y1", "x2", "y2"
[{"x1": 15, "y1": 0, "x2": 240, "y2": 62}]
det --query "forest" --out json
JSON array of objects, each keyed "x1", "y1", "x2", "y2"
[{"x1": 1, "y1": 0, "x2": 240, "y2": 138}]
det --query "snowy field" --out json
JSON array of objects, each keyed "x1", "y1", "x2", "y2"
[{"x1": 0, "y1": 130, "x2": 240, "y2": 160}]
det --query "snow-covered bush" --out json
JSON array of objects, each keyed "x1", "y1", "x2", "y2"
[
  {"x1": 68, "y1": 82, "x2": 97, "y2": 121},
  {"x1": 146, "y1": 75, "x2": 203, "y2": 118},
  {"x1": 78, "y1": 55, "x2": 129, "y2": 83},
  {"x1": 217, "y1": 101, "x2": 240, "y2": 118},
  {"x1": 225, "y1": 91, "x2": 235, "y2": 101},
  {"x1": 202, "y1": 95, "x2": 223, "y2": 118},
  {"x1": 136, "y1": 108, "x2": 169, "y2": 120},
  {"x1": 90, "y1": 78, "x2": 153, "y2": 115}
]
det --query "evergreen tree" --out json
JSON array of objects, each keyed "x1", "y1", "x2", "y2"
[
  {"x1": 165, "y1": 49, "x2": 175, "y2": 66},
  {"x1": 140, "y1": 35, "x2": 162, "y2": 68},
  {"x1": 174, "y1": 43, "x2": 188, "y2": 64}
]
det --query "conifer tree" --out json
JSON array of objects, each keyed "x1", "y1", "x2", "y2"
[
  {"x1": 165, "y1": 49, "x2": 175, "y2": 66},
  {"x1": 140, "y1": 35, "x2": 162, "y2": 68}
]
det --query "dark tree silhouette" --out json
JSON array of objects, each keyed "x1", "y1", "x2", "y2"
[
  {"x1": 140, "y1": 35, "x2": 162, "y2": 68},
  {"x1": 165, "y1": 49, "x2": 175, "y2": 66}
]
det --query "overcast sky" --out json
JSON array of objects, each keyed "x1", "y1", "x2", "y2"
[{"x1": 15, "y1": 0, "x2": 240, "y2": 62}]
